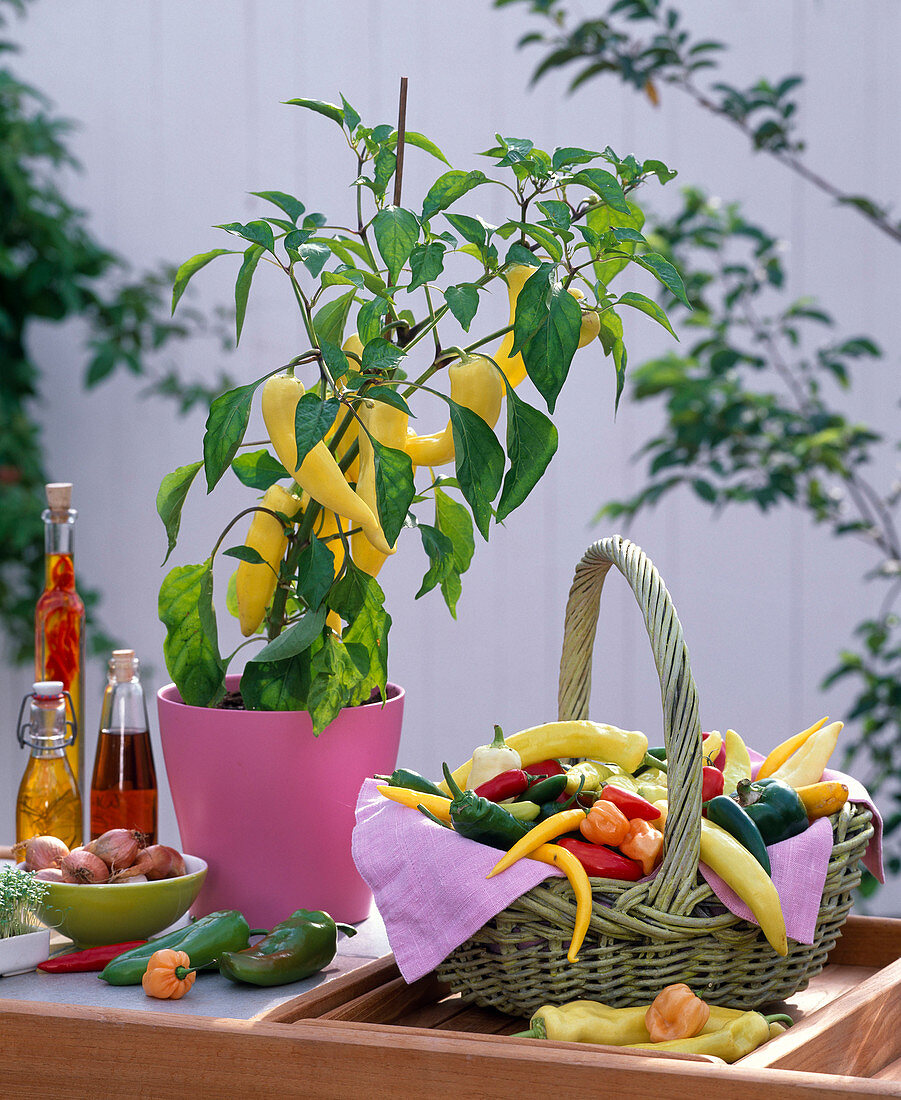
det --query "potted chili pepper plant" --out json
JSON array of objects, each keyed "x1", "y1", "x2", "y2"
[{"x1": 156, "y1": 88, "x2": 686, "y2": 927}]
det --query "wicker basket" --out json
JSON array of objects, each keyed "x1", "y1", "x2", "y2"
[{"x1": 436, "y1": 536, "x2": 874, "y2": 1015}]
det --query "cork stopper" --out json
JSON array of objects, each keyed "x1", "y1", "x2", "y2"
[
  {"x1": 111, "y1": 649, "x2": 137, "y2": 682},
  {"x1": 45, "y1": 483, "x2": 72, "y2": 518}
]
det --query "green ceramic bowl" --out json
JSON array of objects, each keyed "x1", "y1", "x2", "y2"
[{"x1": 34, "y1": 854, "x2": 207, "y2": 946}]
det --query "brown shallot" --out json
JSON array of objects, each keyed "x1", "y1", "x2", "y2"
[
  {"x1": 60, "y1": 849, "x2": 110, "y2": 885},
  {"x1": 13, "y1": 835, "x2": 69, "y2": 872},
  {"x1": 142, "y1": 845, "x2": 186, "y2": 880},
  {"x1": 86, "y1": 829, "x2": 144, "y2": 871},
  {"x1": 33, "y1": 867, "x2": 65, "y2": 882}
]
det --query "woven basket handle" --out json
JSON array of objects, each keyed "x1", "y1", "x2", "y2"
[{"x1": 557, "y1": 536, "x2": 703, "y2": 913}]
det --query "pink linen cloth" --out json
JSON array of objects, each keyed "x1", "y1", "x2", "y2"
[{"x1": 352, "y1": 761, "x2": 883, "y2": 984}]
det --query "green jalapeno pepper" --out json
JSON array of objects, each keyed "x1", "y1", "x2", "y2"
[
  {"x1": 705, "y1": 796, "x2": 771, "y2": 875},
  {"x1": 376, "y1": 767, "x2": 446, "y2": 798},
  {"x1": 99, "y1": 910, "x2": 255, "y2": 985},
  {"x1": 442, "y1": 763, "x2": 532, "y2": 849},
  {"x1": 218, "y1": 909, "x2": 356, "y2": 987},
  {"x1": 735, "y1": 777, "x2": 809, "y2": 845},
  {"x1": 524, "y1": 773, "x2": 568, "y2": 804}
]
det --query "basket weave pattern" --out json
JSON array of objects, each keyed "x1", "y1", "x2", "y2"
[{"x1": 436, "y1": 536, "x2": 873, "y2": 1014}]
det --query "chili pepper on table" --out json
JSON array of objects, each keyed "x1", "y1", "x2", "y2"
[
  {"x1": 141, "y1": 949, "x2": 196, "y2": 1000},
  {"x1": 596, "y1": 784, "x2": 661, "y2": 822},
  {"x1": 486, "y1": 807, "x2": 587, "y2": 878},
  {"x1": 705, "y1": 795, "x2": 772, "y2": 874},
  {"x1": 628, "y1": 1010, "x2": 778, "y2": 1062},
  {"x1": 376, "y1": 768, "x2": 446, "y2": 798},
  {"x1": 99, "y1": 910, "x2": 256, "y2": 986},
  {"x1": 474, "y1": 768, "x2": 531, "y2": 803},
  {"x1": 442, "y1": 764, "x2": 532, "y2": 850},
  {"x1": 440, "y1": 720, "x2": 649, "y2": 794},
  {"x1": 38, "y1": 940, "x2": 147, "y2": 973},
  {"x1": 653, "y1": 801, "x2": 787, "y2": 956},
  {"x1": 645, "y1": 983, "x2": 710, "y2": 1042},
  {"x1": 794, "y1": 780, "x2": 849, "y2": 820},
  {"x1": 219, "y1": 909, "x2": 356, "y2": 987},
  {"x1": 465, "y1": 725, "x2": 522, "y2": 791},
  {"x1": 769, "y1": 721, "x2": 843, "y2": 787},
  {"x1": 756, "y1": 716, "x2": 829, "y2": 780},
  {"x1": 556, "y1": 837, "x2": 644, "y2": 881},
  {"x1": 734, "y1": 777, "x2": 809, "y2": 846}
]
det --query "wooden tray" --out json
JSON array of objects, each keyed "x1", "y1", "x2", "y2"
[{"x1": 2, "y1": 915, "x2": 899, "y2": 1097}]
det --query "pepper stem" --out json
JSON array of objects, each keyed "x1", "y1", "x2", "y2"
[
  {"x1": 511, "y1": 1018, "x2": 546, "y2": 1040},
  {"x1": 491, "y1": 724, "x2": 506, "y2": 748},
  {"x1": 442, "y1": 761, "x2": 465, "y2": 800},
  {"x1": 174, "y1": 965, "x2": 197, "y2": 981},
  {"x1": 336, "y1": 923, "x2": 358, "y2": 938},
  {"x1": 763, "y1": 1013, "x2": 794, "y2": 1028}
]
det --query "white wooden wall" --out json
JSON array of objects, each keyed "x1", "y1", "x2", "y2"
[{"x1": 2, "y1": 0, "x2": 899, "y2": 913}]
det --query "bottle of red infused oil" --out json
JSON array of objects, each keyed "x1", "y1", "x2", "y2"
[{"x1": 90, "y1": 649, "x2": 158, "y2": 843}]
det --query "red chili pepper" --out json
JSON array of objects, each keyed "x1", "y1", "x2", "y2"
[
  {"x1": 37, "y1": 940, "x2": 147, "y2": 973},
  {"x1": 702, "y1": 765, "x2": 725, "y2": 803},
  {"x1": 597, "y1": 785, "x2": 661, "y2": 821},
  {"x1": 525, "y1": 759, "x2": 566, "y2": 779},
  {"x1": 556, "y1": 837, "x2": 643, "y2": 880},
  {"x1": 474, "y1": 768, "x2": 531, "y2": 802}
]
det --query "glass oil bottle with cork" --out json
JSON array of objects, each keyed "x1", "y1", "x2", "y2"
[
  {"x1": 90, "y1": 649, "x2": 158, "y2": 843},
  {"x1": 35, "y1": 482, "x2": 85, "y2": 785},
  {"x1": 15, "y1": 680, "x2": 83, "y2": 848}
]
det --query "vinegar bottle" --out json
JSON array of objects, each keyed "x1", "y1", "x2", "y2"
[
  {"x1": 16, "y1": 681, "x2": 83, "y2": 848},
  {"x1": 35, "y1": 482, "x2": 85, "y2": 787},
  {"x1": 90, "y1": 650, "x2": 158, "y2": 843}
]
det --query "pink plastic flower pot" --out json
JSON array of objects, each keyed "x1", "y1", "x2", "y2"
[{"x1": 157, "y1": 675, "x2": 403, "y2": 927}]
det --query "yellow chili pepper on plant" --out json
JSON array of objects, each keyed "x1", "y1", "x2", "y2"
[
  {"x1": 234, "y1": 484, "x2": 301, "y2": 637},
  {"x1": 352, "y1": 396, "x2": 409, "y2": 574},
  {"x1": 261, "y1": 373, "x2": 392, "y2": 555}
]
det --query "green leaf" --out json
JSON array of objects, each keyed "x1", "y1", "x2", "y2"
[
  {"x1": 597, "y1": 308, "x2": 624, "y2": 356},
  {"x1": 444, "y1": 212, "x2": 488, "y2": 246},
  {"x1": 421, "y1": 170, "x2": 487, "y2": 221},
  {"x1": 611, "y1": 336, "x2": 628, "y2": 413},
  {"x1": 449, "y1": 404, "x2": 505, "y2": 539},
  {"x1": 415, "y1": 522, "x2": 455, "y2": 600},
  {"x1": 443, "y1": 283, "x2": 480, "y2": 331},
  {"x1": 159, "y1": 560, "x2": 225, "y2": 707},
  {"x1": 235, "y1": 244, "x2": 264, "y2": 343},
  {"x1": 340, "y1": 588, "x2": 390, "y2": 705},
  {"x1": 373, "y1": 147, "x2": 397, "y2": 197},
  {"x1": 617, "y1": 291, "x2": 678, "y2": 339},
  {"x1": 536, "y1": 200, "x2": 571, "y2": 230},
  {"x1": 571, "y1": 169, "x2": 630, "y2": 214},
  {"x1": 284, "y1": 97, "x2": 344, "y2": 125},
  {"x1": 306, "y1": 635, "x2": 368, "y2": 734},
  {"x1": 372, "y1": 206, "x2": 420, "y2": 285},
  {"x1": 156, "y1": 461, "x2": 203, "y2": 564},
  {"x1": 692, "y1": 478, "x2": 717, "y2": 503},
  {"x1": 357, "y1": 297, "x2": 390, "y2": 345},
  {"x1": 364, "y1": 385, "x2": 414, "y2": 417},
  {"x1": 240, "y1": 651, "x2": 311, "y2": 711},
  {"x1": 295, "y1": 242, "x2": 330, "y2": 278},
  {"x1": 631, "y1": 252, "x2": 692, "y2": 307},
  {"x1": 222, "y1": 545, "x2": 267, "y2": 565},
  {"x1": 319, "y1": 338, "x2": 350, "y2": 383},
  {"x1": 372, "y1": 440, "x2": 415, "y2": 545},
  {"x1": 250, "y1": 190, "x2": 305, "y2": 224},
  {"x1": 408, "y1": 242, "x2": 446, "y2": 292},
  {"x1": 497, "y1": 387, "x2": 558, "y2": 521},
  {"x1": 216, "y1": 220, "x2": 276, "y2": 253},
  {"x1": 295, "y1": 393, "x2": 339, "y2": 466},
  {"x1": 172, "y1": 249, "x2": 237, "y2": 314},
  {"x1": 330, "y1": 558, "x2": 382, "y2": 623},
  {"x1": 203, "y1": 381, "x2": 259, "y2": 492},
  {"x1": 520, "y1": 282, "x2": 582, "y2": 413},
  {"x1": 361, "y1": 337, "x2": 405, "y2": 374},
  {"x1": 392, "y1": 130, "x2": 451, "y2": 166},
  {"x1": 340, "y1": 94, "x2": 361, "y2": 134},
  {"x1": 296, "y1": 536, "x2": 336, "y2": 610},
  {"x1": 503, "y1": 221, "x2": 562, "y2": 261},
  {"x1": 435, "y1": 487, "x2": 475, "y2": 616},
  {"x1": 231, "y1": 449, "x2": 288, "y2": 490},
  {"x1": 552, "y1": 146, "x2": 600, "y2": 170},
  {"x1": 249, "y1": 607, "x2": 327, "y2": 662},
  {"x1": 510, "y1": 263, "x2": 554, "y2": 354},
  {"x1": 587, "y1": 200, "x2": 646, "y2": 286},
  {"x1": 313, "y1": 290, "x2": 355, "y2": 347}
]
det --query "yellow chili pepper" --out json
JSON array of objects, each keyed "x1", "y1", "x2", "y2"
[
  {"x1": 794, "y1": 780, "x2": 849, "y2": 820},
  {"x1": 722, "y1": 728, "x2": 752, "y2": 795},
  {"x1": 404, "y1": 352, "x2": 504, "y2": 467},
  {"x1": 261, "y1": 373, "x2": 392, "y2": 555},
  {"x1": 628, "y1": 1010, "x2": 772, "y2": 1062},
  {"x1": 526, "y1": 842, "x2": 592, "y2": 962},
  {"x1": 486, "y1": 808, "x2": 587, "y2": 878},
  {"x1": 757, "y1": 716, "x2": 830, "y2": 779},
  {"x1": 702, "y1": 729, "x2": 723, "y2": 766},
  {"x1": 351, "y1": 396, "x2": 409, "y2": 574},
  {"x1": 441, "y1": 720, "x2": 649, "y2": 794},
  {"x1": 770, "y1": 721, "x2": 843, "y2": 788},
  {"x1": 654, "y1": 800, "x2": 788, "y2": 957},
  {"x1": 312, "y1": 506, "x2": 350, "y2": 635},
  {"x1": 234, "y1": 484, "x2": 301, "y2": 636},
  {"x1": 376, "y1": 784, "x2": 453, "y2": 824}
]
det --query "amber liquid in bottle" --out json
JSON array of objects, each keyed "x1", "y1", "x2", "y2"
[
  {"x1": 90, "y1": 650, "x2": 158, "y2": 843},
  {"x1": 35, "y1": 484, "x2": 85, "y2": 786}
]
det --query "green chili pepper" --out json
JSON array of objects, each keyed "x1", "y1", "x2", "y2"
[
  {"x1": 442, "y1": 762, "x2": 532, "y2": 849},
  {"x1": 99, "y1": 910, "x2": 255, "y2": 986},
  {"x1": 524, "y1": 773, "x2": 568, "y2": 804},
  {"x1": 218, "y1": 909, "x2": 356, "y2": 987},
  {"x1": 376, "y1": 767, "x2": 445, "y2": 798},
  {"x1": 735, "y1": 777, "x2": 809, "y2": 846},
  {"x1": 705, "y1": 796, "x2": 772, "y2": 875}
]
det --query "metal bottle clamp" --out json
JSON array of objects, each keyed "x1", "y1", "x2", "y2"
[{"x1": 16, "y1": 688, "x2": 78, "y2": 749}]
